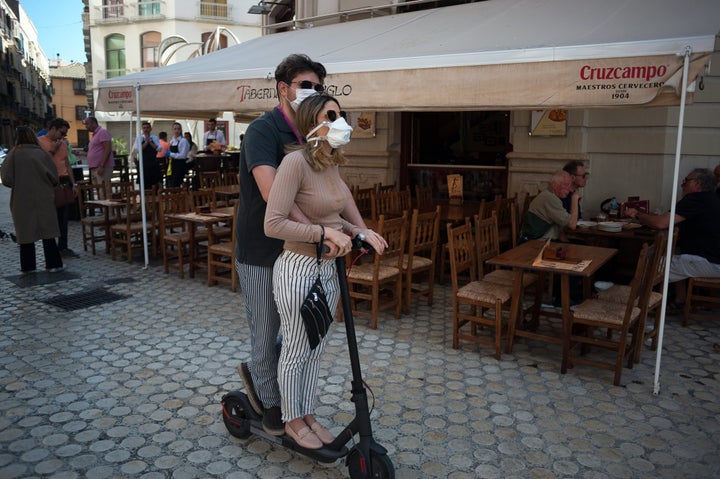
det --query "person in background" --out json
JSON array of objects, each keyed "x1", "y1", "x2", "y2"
[
  {"x1": 184, "y1": 132, "x2": 198, "y2": 164},
  {"x1": 165, "y1": 122, "x2": 190, "y2": 188},
  {"x1": 133, "y1": 121, "x2": 163, "y2": 189},
  {"x1": 1, "y1": 127, "x2": 64, "y2": 273},
  {"x1": 714, "y1": 163, "x2": 720, "y2": 198},
  {"x1": 156, "y1": 131, "x2": 170, "y2": 180},
  {"x1": 626, "y1": 168, "x2": 720, "y2": 312},
  {"x1": 264, "y1": 93, "x2": 386, "y2": 449},
  {"x1": 234, "y1": 53, "x2": 368, "y2": 438},
  {"x1": 202, "y1": 118, "x2": 226, "y2": 151},
  {"x1": 521, "y1": 170, "x2": 579, "y2": 242},
  {"x1": 562, "y1": 160, "x2": 588, "y2": 219},
  {"x1": 36, "y1": 118, "x2": 51, "y2": 137},
  {"x1": 37, "y1": 118, "x2": 78, "y2": 258},
  {"x1": 85, "y1": 116, "x2": 114, "y2": 196}
]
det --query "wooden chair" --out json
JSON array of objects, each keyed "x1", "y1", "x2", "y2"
[
  {"x1": 414, "y1": 185, "x2": 434, "y2": 212},
  {"x1": 109, "y1": 190, "x2": 157, "y2": 262},
  {"x1": 347, "y1": 213, "x2": 407, "y2": 329},
  {"x1": 474, "y1": 212, "x2": 536, "y2": 290},
  {"x1": 352, "y1": 186, "x2": 375, "y2": 219},
  {"x1": 370, "y1": 189, "x2": 399, "y2": 221},
  {"x1": 447, "y1": 220, "x2": 513, "y2": 360},
  {"x1": 157, "y1": 188, "x2": 197, "y2": 278},
  {"x1": 77, "y1": 183, "x2": 114, "y2": 255},
  {"x1": 107, "y1": 181, "x2": 135, "y2": 200},
  {"x1": 520, "y1": 192, "x2": 538, "y2": 225},
  {"x1": 199, "y1": 171, "x2": 223, "y2": 189},
  {"x1": 377, "y1": 183, "x2": 397, "y2": 194},
  {"x1": 597, "y1": 229, "x2": 674, "y2": 361},
  {"x1": 207, "y1": 202, "x2": 238, "y2": 291},
  {"x1": 683, "y1": 277, "x2": 720, "y2": 325},
  {"x1": 494, "y1": 195, "x2": 518, "y2": 251},
  {"x1": 223, "y1": 171, "x2": 239, "y2": 186},
  {"x1": 562, "y1": 243, "x2": 655, "y2": 385},
  {"x1": 398, "y1": 206, "x2": 441, "y2": 313},
  {"x1": 190, "y1": 188, "x2": 217, "y2": 209}
]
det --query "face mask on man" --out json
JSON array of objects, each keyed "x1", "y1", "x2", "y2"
[
  {"x1": 307, "y1": 117, "x2": 354, "y2": 149},
  {"x1": 290, "y1": 89, "x2": 318, "y2": 111}
]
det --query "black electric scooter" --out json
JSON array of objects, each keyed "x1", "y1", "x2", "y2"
[{"x1": 221, "y1": 238, "x2": 395, "y2": 479}]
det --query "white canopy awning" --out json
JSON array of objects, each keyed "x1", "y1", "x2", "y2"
[{"x1": 96, "y1": 0, "x2": 719, "y2": 115}]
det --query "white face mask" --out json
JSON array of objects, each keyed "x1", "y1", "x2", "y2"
[
  {"x1": 307, "y1": 117, "x2": 354, "y2": 149},
  {"x1": 290, "y1": 89, "x2": 318, "y2": 111}
]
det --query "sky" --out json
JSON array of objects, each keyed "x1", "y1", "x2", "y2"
[{"x1": 22, "y1": 0, "x2": 86, "y2": 65}]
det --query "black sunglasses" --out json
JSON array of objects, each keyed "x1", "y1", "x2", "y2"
[
  {"x1": 326, "y1": 110, "x2": 347, "y2": 122},
  {"x1": 290, "y1": 80, "x2": 325, "y2": 93}
]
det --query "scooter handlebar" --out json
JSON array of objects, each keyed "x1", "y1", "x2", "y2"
[{"x1": 319, "y1": 235, "x2": 374, "y2": 254}]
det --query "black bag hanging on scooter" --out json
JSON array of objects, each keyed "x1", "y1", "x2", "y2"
[{"x1": 300, "y1": 226, "x2": 333, "y2": 350}]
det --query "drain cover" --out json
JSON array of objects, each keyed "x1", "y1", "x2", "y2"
[{"x1": 43, "y1": 288, "x2": 129, "y2": 311}]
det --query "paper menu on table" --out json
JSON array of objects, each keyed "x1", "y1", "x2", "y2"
[{"x1": 531, "y1": 238, "x2": 592, "y2": 271}]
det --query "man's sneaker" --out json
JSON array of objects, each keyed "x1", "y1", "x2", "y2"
[
  {"x1": 237, "y1": 362, "x2": 263, "y2": 415},
  {"x1": 262, "y1": 406, "x2": 284, "y2": 436},
  {"x1": 47, "y1": 266, "x2": 66, "y2": 273},
  {"x1": 60, "y1": 248, "x2": 79, "y2": 258}
]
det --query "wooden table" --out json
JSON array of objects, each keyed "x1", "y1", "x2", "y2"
[
  {"x1": 437, "y1": 200, "x2": 482, "y2": 223},
  {"x1": 167, "y1": 207, "x2": 234, "y2": 278},
  {"x1": 568, "y1": 223, "x2": 657, "y2": 283},
  {"x1": 487, "y1": 240, "x2": 617, "y2": 357}
]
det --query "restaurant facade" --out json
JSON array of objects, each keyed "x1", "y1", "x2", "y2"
[{"x1": 95, "y1": 0, "x2": 720, "y2": 217}]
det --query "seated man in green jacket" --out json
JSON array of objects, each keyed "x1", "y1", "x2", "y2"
[{"x1": 521, "y1": 169, "x2": 579, "y2": 242}]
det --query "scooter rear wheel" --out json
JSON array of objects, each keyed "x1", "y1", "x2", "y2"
[
  {"x1": 347, "y1": 449, "x2": 395, "y2": 479},
  {"x1": 221, "y1": 394, "x2": 252, "y2": 439}
]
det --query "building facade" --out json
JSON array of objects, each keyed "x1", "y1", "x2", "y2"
[
  {"x1": 255, "y1": 0, "x2": 720, "y2": 215},
  {"x1": 82, "y1": 0, "x2": 261, "y2": 149},
  {"x1": 0, "y1": 0, "x2": 53, "y2": 146},
  {"x1": 49, "y1": 61, "x2": 90, "y2": 147}
]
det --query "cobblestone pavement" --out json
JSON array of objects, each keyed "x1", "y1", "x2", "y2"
[{"x1": 1, "y1": 185, "x2": 719, "y2": 479}]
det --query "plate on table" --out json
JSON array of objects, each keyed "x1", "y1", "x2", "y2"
[
  {"x1": 576, "y1": 220, "x2": 597, "y2": 228},
  {"x1": 597, "y1": 221, "x2": 622, "y2": 232}
]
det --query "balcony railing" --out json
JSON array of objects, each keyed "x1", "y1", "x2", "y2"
[
  {"x1": 199, "y1": 1, "x2": 231, "y2": 20},
  {"x1": 94, "y1": 1, "x2": 165, "y2": 24}
]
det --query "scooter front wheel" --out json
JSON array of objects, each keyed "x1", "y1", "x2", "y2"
[
  {"x1": 221, "y1": 393, "x2": 252, "y2": 439},
  {"x1": 347, "y1": 449, "x2": 395, "y2": 479}
]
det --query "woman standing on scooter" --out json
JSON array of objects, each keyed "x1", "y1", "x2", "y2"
[{"x1": 265, "y1": 93, "x2": 387, "y2": 449}]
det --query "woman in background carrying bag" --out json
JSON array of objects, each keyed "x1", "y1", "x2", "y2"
[
  {"x1": 264, "y1": 93, "x2": 386, "y2": 449},
  {"x1": 0, "y1": 126, "x2": 64, "y2": 273}
]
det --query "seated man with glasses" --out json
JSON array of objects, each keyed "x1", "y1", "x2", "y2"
[
  {"x1": 562, "y1": 160, "x2": 588, "y2": 218},
  {"x1": 626, "y1": 168, "x2": 720, "y2": 312}
]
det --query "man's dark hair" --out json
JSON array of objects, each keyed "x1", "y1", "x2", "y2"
[
  {"x1": 86, "y1": 116, "x2": 98, "y2": 126},
  {"x1": 158, "y1": 132, "x2": 167, "y2": 140},
  {"x1": 563, "y1": 160, "x2": 585, "y2": 176},
  {"x1": 50, "y1": 118, "x2": 70, "y2": 130},
  {"x1": 142, "y1": 121, "x2": 151, "y2": 127},
  {"x1": 690, "y1": 168, "x2": 716, "y2": 191},
  {"x1": 274, "y1": 53, "x2": 327, "y2": 86},
  {"x1": 208, "y1": 118, "x2": 216, "y2": 123}
]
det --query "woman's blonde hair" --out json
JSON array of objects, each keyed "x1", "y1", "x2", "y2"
[{"x1": 287, "y1": 93, "x2": 348, "y2": 171}]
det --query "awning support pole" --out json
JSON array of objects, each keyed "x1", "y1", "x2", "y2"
[
  {"x1": 653, "y1": 46, "x2": 692, "y2": 395},
  {"x1": 135, "y1": 82, "x2": 149, "y2": 269}
]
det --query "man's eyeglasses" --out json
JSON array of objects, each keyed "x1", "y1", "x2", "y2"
[
  {"x1": 326, "y1": 110, "x2": 347, "y2": 122},
  {"x1": 574, "y1": 173, "x2": 589, "y2": 178},
  {"x1": 289, "y1": 80, "x2": 325, "y2": 93},
  {"x1": 682, "y1": 176, "x2": 698, "y2": 185}
]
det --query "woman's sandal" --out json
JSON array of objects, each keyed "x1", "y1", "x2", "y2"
[
  {"x1": 285, "y1": 424, "x2": 322, "y2": 449},
  {"x1": 309, "y1": 421, "x2": 335, "y2": 445}
]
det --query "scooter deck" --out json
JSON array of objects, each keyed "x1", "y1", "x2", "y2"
[{"x1": 222, "y1": 390, "x2": 349, "y2": 463}]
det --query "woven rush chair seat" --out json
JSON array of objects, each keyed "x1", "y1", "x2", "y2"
[
  {"x1": 457, "y1": 280, "x2": 512, "y2": 304},
  {"x1": 483, "y1": 269, "x2": 537, "y2": 288},
  {"x1": 348, "y1": 263, "x2": 402, "y2": 282},
  {"x1": 598, "y1": 286, "x2": 662, "y2": 309},
  {"x1": 571, "y1": 300, "x2": 642, "y2": 325}
]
